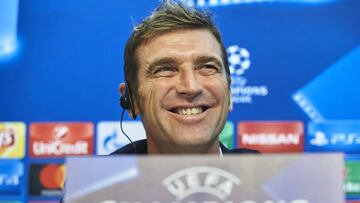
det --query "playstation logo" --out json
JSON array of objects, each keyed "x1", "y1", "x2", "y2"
[{"x1": 310, "y1": 131, "x2": 329, "y2": 146}]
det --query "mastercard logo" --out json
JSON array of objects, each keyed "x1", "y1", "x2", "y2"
[{"x1": 39, "y1": 164, "x2": 66, "y2": 189}]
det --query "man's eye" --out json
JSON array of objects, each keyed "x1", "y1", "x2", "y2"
[
  {"x1": 153, "y1": 66, "x2": 176, "y2": 76},
  {"x1": 201, "y1": 64, "x2": 220, "y2": 73},
  {"x1": 205, "y1": 64, "x2": 218, "y2": 70}
]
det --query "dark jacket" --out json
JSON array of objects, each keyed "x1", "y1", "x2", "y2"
[{"x1": 111, "y1": 139, "x2": 259, "y2": 155}]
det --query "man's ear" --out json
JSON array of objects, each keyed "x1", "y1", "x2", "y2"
[
  {"x1": 119, "y1": 83, "x2": 140, "y2": 119},
  {"x1": 119, "y1": 83, "x2": 126, "y2": 97}
]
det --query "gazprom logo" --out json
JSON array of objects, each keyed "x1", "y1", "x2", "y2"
[{"x1": 162, "y1": 166, "x2": 241, "y2": 200}]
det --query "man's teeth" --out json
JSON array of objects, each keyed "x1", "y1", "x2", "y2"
[{"x1": 176, "y1": 107, "x2": 203, "y2": 115}]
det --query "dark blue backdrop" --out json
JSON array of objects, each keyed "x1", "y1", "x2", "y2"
[
  {"x1": 1, "y1": 0, "x2": 360, "y2": 202},
  {"x1": 1, "y1": 0, "x2": 360, "y2": 123}
]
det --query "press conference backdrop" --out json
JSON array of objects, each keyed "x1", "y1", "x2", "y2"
[{"x1": 0, "y1": 0, "x2": 359, "y2": 202}]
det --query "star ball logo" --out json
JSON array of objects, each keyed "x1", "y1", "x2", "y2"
[
  {"x1": 227, "y1": 45, "x2": 268, "y2": 104},
  {"x1": 29, "y1": 163, "x2": 65, "y2": 197},
  {"x1": 162, "y1": 166, "x2": 241, "y2": 201}
]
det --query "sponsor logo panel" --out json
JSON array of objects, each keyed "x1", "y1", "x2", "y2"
[
  {"x1": 219, "y1": 121, "x2": 234, "y2": 149},
  {"x1": 238, "y1": 121, "x2": 304, "y2": 153},
  {"x1": 306, "y1": 121, "x2": 360, "y2": 153},
  {"x1": 29, "y1": 122, "x2": 94, "y2": 157},
  {"x1": 0, "y1": 122, "x2": 25, "y2": 158},
  {"x1": 0, "y1": 160, "x2": 23, "y2": 196},
  {"x1": 28, "y1": 163, "x2": 65, "y2": 197},
  {"x1": 345, "y1": 160, "x2": 360, "y2": 197},
  {"x1": 96, "y1": 121, "x2": 146, "y2": 155}
]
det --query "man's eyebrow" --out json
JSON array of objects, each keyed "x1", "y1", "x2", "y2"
[
  {"x1": 194, "y1": 56, "x2": 223, "y2": 67},
  {"x1": 147, "y1": 57, "x2": 176, "y2": 73}
]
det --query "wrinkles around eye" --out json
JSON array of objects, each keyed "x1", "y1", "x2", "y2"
[
  {"x1": 197, "y1": 64, "x2": 221, "y2": 75},
  {"x1": 151, "y1": 66, "x2": 177, "y2": 77}
]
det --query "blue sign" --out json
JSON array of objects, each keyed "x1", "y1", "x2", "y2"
[
  {"x1": 0, "y1": 160, "x2": 23, "y2": 196},
  {"x1": 306, "y1": 121, "x2": 360, "y2": 153}
]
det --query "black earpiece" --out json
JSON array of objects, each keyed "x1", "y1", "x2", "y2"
[
  {"x1": 120, "y1": 82, "x2": 137, "y2": 119},
  {"x1": 119, "y1": 82, "x2": 137, "y2": 153}
]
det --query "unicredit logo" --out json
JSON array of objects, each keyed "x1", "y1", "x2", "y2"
[
  {"x1": 29, "y1": 122, "x2": 94, "y2": 157},
  {"x1": 33, "y1": 125, "x2": 88, "y2": 156},
  {"x1": 162, "y1": 166, "x2": 241, "y2": 200},
  {"x1": 33, "y1": 140, "x2": 88, "y2": 156}
]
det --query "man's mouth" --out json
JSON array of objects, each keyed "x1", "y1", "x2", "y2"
[{"x1": 170, "y1": 106, "x2": 209, "y2": 115}]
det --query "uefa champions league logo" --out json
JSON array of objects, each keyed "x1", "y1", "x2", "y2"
[
  {"x1": 98, "y1": 166, "x2": 310, "y2": 203},
  {"x1": 227, "y1": 45, "x2": 268, "y2": 104},
  {"x1": 162, "y1": 166, "x2": 241, "y2": 201},
  {"x1": 227, "y1": 45, "x2": 250, "y2": 87},
  {"x1": 227, "y1": 45, "x2": 251, "y2": 76}
]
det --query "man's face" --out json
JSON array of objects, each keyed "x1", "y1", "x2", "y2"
[{"x1": 133, "y1": 29, "x2": 230, "y2": 153}]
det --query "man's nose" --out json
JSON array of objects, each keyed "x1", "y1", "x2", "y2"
[{"x1": 176, "y1": 69, "x2": 202, "y2": 98}]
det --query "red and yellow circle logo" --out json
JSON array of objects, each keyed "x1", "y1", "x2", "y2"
[{"x1": 39, "y1": 164, "x2": 66, "y2": 189}]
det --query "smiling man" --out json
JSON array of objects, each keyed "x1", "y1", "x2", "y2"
[{"x1": 113, "y1": 1, "x2": 258, "y2": 154}]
